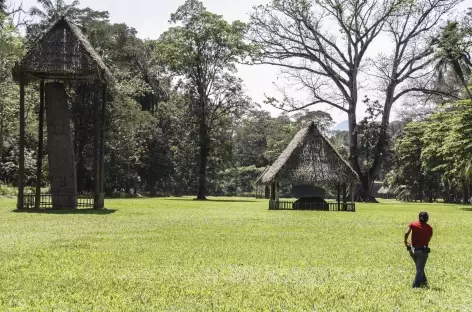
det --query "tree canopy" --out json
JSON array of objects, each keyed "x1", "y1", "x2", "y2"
[{"x1": 0, "y1": 0, "x2": 471, "y2": 203}]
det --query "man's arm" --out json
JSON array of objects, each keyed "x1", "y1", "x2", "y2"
[{"x1": 404, "y1": 226, "x2": 411, "y2": 247}]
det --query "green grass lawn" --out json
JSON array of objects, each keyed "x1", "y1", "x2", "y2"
[{"x1": 1, "y1": 198, "x2": 472, "y2": 311}]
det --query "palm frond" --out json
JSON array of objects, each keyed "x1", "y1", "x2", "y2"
[
  {"x1": 29, "y1": 6, "x2": 47, "y2": 19},
  {"x1": 465, "y1": 162, "x2": 472, "y2": 178},
  {"x1": 36, "y1": 0, "x2": 54, "y2": 12},
  {"x1": 62, "y1": 0, "x2": 80, "y2": 18}
]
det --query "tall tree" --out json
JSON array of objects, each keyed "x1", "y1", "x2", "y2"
[
  {"x1": 249, "y1": 0, "x2": 460, "y2": 200},
  {"x1": 367, "y1": 0, "x2": 461, "y2": 200},
  {"x1": 249, "y1": 0, "x2": 402, "y2": 200},
  {"x1": 156, "y1": 0, "x2": 251, "y2": 200}
]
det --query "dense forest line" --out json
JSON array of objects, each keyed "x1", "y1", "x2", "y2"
[{"x1": 0, "y1": 0, "x2": 471, "y2": 201}]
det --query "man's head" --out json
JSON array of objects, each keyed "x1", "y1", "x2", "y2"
[{"x1": 419, "y1": 212, "x2": 429, "y2": 223}]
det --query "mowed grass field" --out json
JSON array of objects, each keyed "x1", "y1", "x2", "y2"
[{"x1": 1, "y1": 198, "x2": 472, "y2": 311}]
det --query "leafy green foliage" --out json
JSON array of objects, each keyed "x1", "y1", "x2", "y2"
[
  {"x1": 357, "y1": 96, "x2": 384, "y2": 170},
  {"x1": 215, "y1": 166, "x2": 263, "y2": 196},
  {"x1": 232, "y1": 110, "x2": 273, "y2": 168},
  {"x1": 157, "y1": 0, "x2": 250, "y2": 76},
  {"x1": 434, "y1": 20, "x2": 472, "y2": 100},
  {"x1": 389, "y1": 99, "x2": 472, "y2": 203},
  {"x1": 392, "y1": 122, "x2": 426, "y2": 200},
  {"x1": 155, "y1": 0, "x2": 253, "y2": 199},
  {"x1": 0, "y1": 15, "x2": 39, "y2": 186}
]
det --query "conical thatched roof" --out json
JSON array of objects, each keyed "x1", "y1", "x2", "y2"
[
  {"x1": 13, "y1": 17, "x2": 112, "y2": 83},
  {"x1": 257, "y1": 121, "x2": 360, "y2": 186}
]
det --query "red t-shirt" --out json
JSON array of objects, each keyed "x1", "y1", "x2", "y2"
[{"x1": 409, "y1": 221, "x2": 433, "y2": 247}]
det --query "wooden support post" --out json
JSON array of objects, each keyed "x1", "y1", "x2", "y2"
[
  {"x1": 35, "y1": 80, "x2": 45, "y2": 209},
  {"x1": 17, "y1": 79, "x2": 25, "y2": 210},
  {"x1": 264, "y1": 186, "x2": 270, "y2": 199},
  {"x1": 270, "y1": 181, "x2": 276, "y2": 210},
  {"x1": 93, "y1": 82, "x2": 100, "y2": 208},
  {"x1": 337, "y1": 184, "x2": 341, "y2": 211},
  {"x1": 270, "y1": 182, "x2": 276, "y2": 200},
  {"x1": 275, "y1": 182, "x2": 280, "y2": 201},
  {"x1": 350, "y1": 184, "x2": 355, "y2": 212},
  {"x1": 351, "y1": 184, "x2": 355, "y2": 203},
  {"x1": 342, "y1": 183, "x2": 347, "y2": 211},
  {"x1": 98, "y1": 83, "x2": 107, "y2": 208}
]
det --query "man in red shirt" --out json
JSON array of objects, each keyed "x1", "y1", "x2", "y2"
[{"x1": 404, "y1": 212, "x2": 433, "y2": 288}]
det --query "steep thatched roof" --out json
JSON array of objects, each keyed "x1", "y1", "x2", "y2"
[
  {"x1": 258, "y1": 121, "x2": 360, "y2": 186},
  {"x1": 254, "y1": 166, "x2": 270, "y2": 185},
  {"x1": 13, "y1": 17, "x2": 112, "y2": 83}
]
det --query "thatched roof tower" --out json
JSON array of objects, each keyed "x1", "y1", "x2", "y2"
[
  {"x1": 258, "y1": 121, "x2": 360, "y2": 187},
  {"x1": 15, "y1": 17, "x2": 111, "y2": 210},
  {"x1": 13, "y1": 17, "x2": 112, "y2": 83}
]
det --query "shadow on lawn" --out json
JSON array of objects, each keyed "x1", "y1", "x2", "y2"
[
  {"x1": 13, "y1": 208, "x2": 117, "y2": 215},
  {"x1": 164, "y1": 198, "x2": 258, "y2": 203},
  {"x1": 460, "y1": 207, "x2": 472, "y2": 212}
]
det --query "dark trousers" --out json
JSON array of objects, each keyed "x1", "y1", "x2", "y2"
[{"x1": 409, "y1": 249, "x2": 428, "y2": 288}]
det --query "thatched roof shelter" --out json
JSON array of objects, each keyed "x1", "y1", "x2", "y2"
[
  {"x1": 257, "y1": 121, "x2": 360, "y2": 187},
  {"x1": 15, "y1": 17, "x2": 111, "y2": 210},
  {"x1": 13, "y1": 17, "x2": 112, "y2": 83}
]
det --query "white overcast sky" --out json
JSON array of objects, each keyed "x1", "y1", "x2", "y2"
[{"x1": 9, "y1": 0, "x2": 470, "y2": 124}]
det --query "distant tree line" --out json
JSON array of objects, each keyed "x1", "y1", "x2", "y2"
[{"x1": 385, "y1": 11, "x2": 472, "y2": 203}]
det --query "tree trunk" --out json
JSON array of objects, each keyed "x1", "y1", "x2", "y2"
[
  {"x1": 443, "y1": 179, "x2": 449, "y2": 203},
  {"x1": 270, "y1": 181, "x2": 276, "y2": 200},
  {"x1": 357, "y1": 81, "x2": 399, "y2": 203},
  {"x1": 347, "y1": 105, "x2": 369, "y2": 201},
  {"x1": 462, "y1": 180, "x2": 469, "y2": 205},
  {"x1": 264, "y1": 186, "x2": 270, "y2": 199},
  {"x1": 196, "y1": 107, "x2": 209, "y2": 200},
  {"x1": 428, "y1": 179, "x2": 433, "y2": 203},
  {"x1": 17, "y1": 79, "x2": 25, "y2": 209},
  {"x1": 347, "y1": 97, "x2": 381, "y2": 202},
  {"x1": 452, "y1": 60, "x2": 472, "y2": 102},
  {"x1": 450, "y1": 182, "x2": 457, "y2": 203},
  {"x1": 419, "y1": 173, "x2": 424, "y2": 202},
  {"x1": 347, "y1": 106, "x2": 361, "y2": 174},
  {"x1": 359, "y1": 173, "x2": 378, "y2": 202},
  {"x1": 46, "y1": 82, "x2": 77, "y2": 209}
]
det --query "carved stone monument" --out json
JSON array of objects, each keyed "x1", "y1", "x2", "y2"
[{"x1": 46, "y1": 82, "x2": 77, "y2": 208}]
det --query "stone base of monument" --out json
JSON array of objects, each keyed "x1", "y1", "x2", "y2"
[{"x1": 21, "y1": 193, "x2": 100, "y2": 209}]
